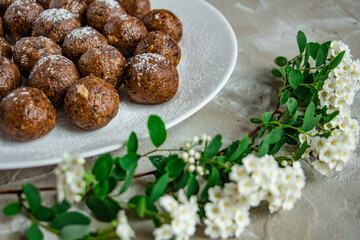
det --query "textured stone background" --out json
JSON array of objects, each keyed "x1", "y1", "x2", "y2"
[{"x1": 1, "y1": 0, "x2": 360, "y2": 239}]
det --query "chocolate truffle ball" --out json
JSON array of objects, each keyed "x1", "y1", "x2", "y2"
[
  {"x1": 0, "y1": 56, "x2": 21, "y2": 101},
  {"x1": 49, "y1": 0, "x2": 88, "y2": 24},
  {"x1": 62, "y1": 26, "x2": 108, "y2": 63},
  {"x1": 0, "y1": 87, "x2": 57, "y2": 142},
  {"x1": 0, "y1": 37, "x2": 12, "y2": 58},
  {"x1": 37, "y1": 0, "x2": 50, "y2": 9},
  {"x1": 86, "y1": 0, "x2": 127, "y2": 32},
  {"x1": 142, "y1": 9, "x2": 183, "y2": 42},
  {"x1": 3, "y1": 0, "x2": 44, "y2": 41},
  {"x1": 32, "y1": 8, "x2": 81, "y2": 45},
  {"x1": 0, "y1": 0, "x2": 14, "y2": 17},
  {"x1": 134, "y1": 31, "x2": 181, "y2": 66},
  {"x1": 64, "y1": 76, "x2": 119, "y2": 130},
  {"x1": 78, "y1": 44, "x2": 126, "y2": 89},
  {"x1": 103, "y1": 14, "x2": 147, "y2": 58},
  {"x1": 28, "y1": 55, "x2": 79, "y2": 107},
  {"x1": 124, "y1": 53, "x2": 179, "y2": 104},
  {"x1": 118, "y1": 0, "x2": 150, "y2": 19},
  {"x1": 12, "y1": 36, "x2": 62, "y2": 75}
]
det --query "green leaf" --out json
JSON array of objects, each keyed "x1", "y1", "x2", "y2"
[
  {"x1": 148, "y1": 173, "x2": 169, "y2": 205},
  {"x1": 303, "y1": 43, "x2": 310, "y2": 67},
  {"x1": 279, "y1": 90, "x2": 290, "y2": 105},
  {"x1": 267, "y1": 128, "x2": 284, "y2": 144},
  {"x1": 187, "y1": 176, "x2": 199, "y2": 198},
  {"x1": 309, "y1": 42, "x2": 321, "y2": 59},
  {"x1": 127, "y1": 132, "x2": 138, "y2": 153},
  {"x1": 204, "y1": 135, "x2": 222, "y2": 159},
  {"x1": 149, "y1": 155, "x2": 166, "y2": 173},
  {"x1": 60, "y1": 225, "x2": 90, "y2": 240},
  {"x1": 129, "y1": 196, "x2": 147, "y2": 218},
  {"x1": 289, "y1": 70, "x2": 304, "y2": 89},
  {"x1": 294, "y1": 141, "x2": 308, "y2": 160},
  {"x1": 52, "y1": 212, "x2": 91, "y2": 230},
  {"x1": 53, "y1": 201, "x2": 71, "y2": 215},
  {"x1": 284, "y1": 66, "x2": 292, "y2": 75},
  {"x1": 119, "y1": 153, "x2": 140, "y2": 170},
  {"x1": 275, "y1": 56, "x2": 288, "y2": 67},
  {"x1": 279, "y1": 67, "x2": 286, "y2": 80},
  {"x1": 283, "y1": 110, "x2": 299, "y2": 126},
  {"x1": 329, "y1": 50, "x2": 345, "y2": 70},
  {"x1": 287, "y1": 97, "x2": 298, "y2": 113},
  {"x1": 86, "y1": 196, "x2": 120, "y2": 222},
  {"x1": 271, "y1": 68, "x2": 282, "y2": 78},
  {"x1": 175, "y1": 171, "x2": 190, "y2": 190},
  {"x1": 148, "y1": 115, "x2": 167, "y2": 148},
  {"x1": 297, "y1": 31, "x2": 307, "y2": 53},
  {"x1": 165, "y1": 156, "x2": 185, "y2": 179},
  {"x1": 257, "y1": 137, "x2": 270, "y2": 157},
  {"x1": 3, "y1": 202, "x2": 21, "y2": 216},
  {"x1": 250, "y1": 118, "x2": 262, "y2": 124},
  {"x1": 262, "y1": 112, "x2": 271, "y2": 126},
  {"x1": 322, "y1": 110, "x2": 339, "y2": 124},
  {"x1": 94, "y1": 179, "x2": 110, "y2": 198},
  {"x1": 228, "y1": 135, "x2": 250, "y2": 161},
  {"x1": 120, "y1": 162, "x2": 137, "y2": 194},
  {"x1": 302, "y1": 102, "x2": 316, "y2": 131},
  {"x1": 259, "y1": 127, "x2": 266, "y2": 138},
  {"x1": 112, "y1": 165, "x2": 126, "y2": 180},
  {"x1": 316, "y1": 43, "x2": 329, "y2": 67},
  {"x1": 200, "y1": 166, "x2": 220, "y2": 202},
  {"x1": 28, "y1": 223, "x2": 43, "y2": 240},
  {"x1": 33, "y1": 206, "x2": 55, "y2": 221},
  {"x1": 269, "y1": 137, "x2": 286, "y2": 154},
  {"x1": 23, "y1": 183, "x2": 41, "y2": 213},
  {"x1": 92, "y1": 154, "x2": 113, "y2": 182}
]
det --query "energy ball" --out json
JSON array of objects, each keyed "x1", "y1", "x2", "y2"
[
  {"x1": 0, "y1": 37, "x2": 12, "y2": 58},
  {"x1": 103, "y1": 15, "x2": 147, "y2": 58},
  {"x1": 86, "y1": 0, "x2": 127, "y2": 32},
  {"x1": 124, "y1": 53, "x2": 178, "y2": 104},
  {"x1": 28, "y1": 55, "x2": 79, "y2": 107},
  {"x1": 0, "y1": 16, "x2": 3, "y2": 37},
  {"x1": 64, "y1": 76, "x2": 119, "y2": 130},
  {"x1": 49, "y1": 0, "x2": 88, "y2": 24},
  {"x1": 134, "y1": 31, "x2": 181, "y2": 66},
  {"x1": 13, "y1": 36, "x2": 62, "y2": 76},
  {"x1": 0, "y1": 87, "x2": 57, "y2": 142},
  {"x1": 3, "y1": 0, "x2": 44, "y2": 42},
  {"x1": 142, "y1": 9, "x2": 183, "y2": 42},
  {"x1": 0, "y1": 0, "x2": 14, "y2": 17},
  {"x1": 118, "y1": 0, "x2": 150, "y2": 19},
  {"x1": 32, "y1": 8, "x2": 81, "y2": 45},
  {"x1": 78, "y1": 44, "x2": 127, "y2": 89},
  {"x1": 62, "y1": 26, "x2": 108, "y2": 63},
  {"x1": 0, "y1": 56, "x2": 21, "y2": 101}
]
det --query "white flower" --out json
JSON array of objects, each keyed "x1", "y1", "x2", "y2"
[
  {"x1": 55, "y1": 153, "x2": 86, "y2": 203},
  {"x1": 116, "y1": 210, "x2": 135, "y2": 240},
  {"x1": 204, "y1": 219, "x2": 221, "y2": 239},
  {"x1": 154, "y1": 224, "x2": 173, "y2": 240},
  {"x1": 208, "y1": 185, "x2": 222, "y2": 202},
  {"x1": 229, "y1": 165, "x2": 247, "y2": 182},
  {"x1": 159, "y1": 195, "x2": 179, "y2": 212}
]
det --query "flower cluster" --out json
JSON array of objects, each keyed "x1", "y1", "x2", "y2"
[
  {"x1": 181, "y1": 134, "x2": 212, "y2": 176},
  {"x1": 154, "y1": 190, "x2": 199, "y2": 240},
  {"x1": 303, "y1": 41, "x2": 360, "y2": 176},
  {"x1": 204, "y1": 154, "x2": 305, "y2": 239},
  {"x1": 116, "y1": 210, "x2": 135, "y2": 240},
  {"x1": 55, "y1": 153, "x2": 86, "y2": 203}
]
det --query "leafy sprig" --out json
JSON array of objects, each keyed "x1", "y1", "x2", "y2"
[{"x1": 2, "y1": 30, "x2": 350, "y2": 240}]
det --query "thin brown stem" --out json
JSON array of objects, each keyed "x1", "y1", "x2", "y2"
[{"x1": 0, "y1": 170, "x2": 157, "y2": 195}]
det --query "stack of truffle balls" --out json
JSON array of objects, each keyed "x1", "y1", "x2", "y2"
[{"x1": 0, "y1": 0, "x2": 182, "y2": 142}]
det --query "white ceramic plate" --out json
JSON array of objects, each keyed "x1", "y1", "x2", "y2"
[{"x1": 0, "y1": 0, "x2": 238, "y2": 169}]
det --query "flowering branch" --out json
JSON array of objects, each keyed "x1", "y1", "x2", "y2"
[{"x1": 2, "y1": 31, "x2": 360, "y2": 240}]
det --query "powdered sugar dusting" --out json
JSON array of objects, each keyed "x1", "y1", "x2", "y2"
[
  {"x1": 9, "y1": 0, "x2": 37, "y2": 9},
  {"x1": 132, "y1": 53, "x2": 167, "y2": 73},
  {"x1": 30, "y1": 55, "x2": 71, "y2": 76},
  {"x1": 66, "y1": 27, "x2": 100, "y2": 41},
  {"x1": 96, "y1": 0, "x2": 120, "y2": 9},
  {"x1": 37, "y1": 8, "x2": 75, "y2": 23}
]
